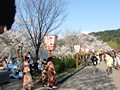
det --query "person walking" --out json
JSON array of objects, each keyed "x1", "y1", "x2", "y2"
[
  {"x1": 27, "y1": 52, "x2": 33, "y2": 64},
  {"x1": 84, "y1": 54, "x2": 90, "y2": 66},
  {"x1": 29, "y1": 61, "x2": 36, "y2": 82},
  {"x1": 33, "y1": 60, "x2": 39, "y2": 76},
  {"x1": 96, "y1": 52, "x2": 100, "y2": 65},
  {"x1": 111, "y1": 50, "x2": 116, "y2": 69},
  {"x1": 47, "y1": 57, "x2": 57, "y2": 89},
  {"x1": 41, "y1": 59, "x2": 48, "y2": 87},
  {"x1": 90, "y1": 53, "x2": 98, "y2": 74},
  {"x1": 105, "y1": 54, "x2": 113, "y2": 75},
  {"x1": 2, "y1": 57, "x2": 8, "y2": 69},
  {"x1": 22, "y1": 56, "x2": 33, "y2": 90},
  {"x1": 115, "y1": 53, "x2": 120, "y2": 70}
]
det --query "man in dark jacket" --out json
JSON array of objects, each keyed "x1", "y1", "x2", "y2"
[
  {"x1": 0, "y1": 0, "x2": 16, "y2": 34},
  {"x1": 90, "y1": 53, "x2": 98, "y2": 74}
]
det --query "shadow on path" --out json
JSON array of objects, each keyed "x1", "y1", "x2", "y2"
[
  {"x1": 0, "y1": 79, "x2": 22, "y2": 90},
  {"x1": 57, "y1": 67, "x2": 117, "y2": 90}
]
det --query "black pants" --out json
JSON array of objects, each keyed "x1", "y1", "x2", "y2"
[{"x1": 106, "y1": 67, "x2": 112, "y2": 75}]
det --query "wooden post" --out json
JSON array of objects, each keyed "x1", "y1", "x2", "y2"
[
  {"x1": 82, "y1": 52, "x2": 84, "y2": 62},
  {"x1": 76, "y1": 53, "x2": 79, "y2": 70},
  {"x1": 49, "y1": 50, "x2": 52, "y2": 57}
]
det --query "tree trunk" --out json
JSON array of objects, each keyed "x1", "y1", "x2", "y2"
[{"x1": 35, "y1": 47, "x2": 39, "y2": 60}]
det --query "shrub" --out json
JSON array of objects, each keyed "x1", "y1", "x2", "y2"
[
  {"x1": 64, "y1": 55, "x2": 76, "y2": 68},
  {"x1": 53, "y1": 54, "x2": 81, "y2": 74},
  {"x1": 53, "y1": 57, "x2": 66, "y2": 74}
]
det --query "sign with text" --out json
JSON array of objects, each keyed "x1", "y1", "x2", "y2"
[{"x1": 44, "y1": 35, "x2": 58, "y2": 51}]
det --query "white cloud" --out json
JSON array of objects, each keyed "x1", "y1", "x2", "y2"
[{"x1": 81, "y1": 31, "x2": 91, "y2": 34}]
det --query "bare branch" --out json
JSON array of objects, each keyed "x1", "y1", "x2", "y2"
[{"x1": 15, "y1": 0, "x2": 67, "y2": 58}]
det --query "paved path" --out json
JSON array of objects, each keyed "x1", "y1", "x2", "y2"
[
  {"x1": 57, "y1": 61, "x2": 120, "y2": 90},
  {"x1": 1, "y1": 61, "x2": 120, "y2": 90},
  {"x1": 0, "y1": 79, "x2": 22, "y2": 90}
]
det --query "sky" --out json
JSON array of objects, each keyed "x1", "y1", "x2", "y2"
[{"x1": 60, "y1": 0, "x2": 120, "y2": 34}]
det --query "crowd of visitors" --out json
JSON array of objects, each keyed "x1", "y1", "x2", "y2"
[
  {"x1": 40, "y1": 57, "x2": 57, "y2": 89},
  {"x1": 83, "y1": 50, "x2": 120, "y2": 75},
  {"x1": 21, "y1": 53, "x2": 57, "y2": 90},
  {"x1": 1, "y1": 50, "x2": 120, "y2": 89},
  {"x1": 1, "y1": 1, "x2": 120, "y2": 90},
  {"x1": 0, "y1": 51, "x2": 57, "y2": 90}
]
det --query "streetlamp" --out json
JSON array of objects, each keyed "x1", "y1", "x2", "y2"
[
  {"x1": 44, "y1": 35, "x2": 58, "y2": 57},
  {"x1": 74, "y1": 45, "x2": 80, "y2": 70}
]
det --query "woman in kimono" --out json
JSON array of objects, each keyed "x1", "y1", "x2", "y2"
[
  {"x1": 47, "y1": 57, "x2": 57, "y2": 89},
  {"x1": 41, "y1": 59, "x2": 47, "y2": 87},
  {"x1": 23, "y1": 56, "x2": 33, "y2": 90}
]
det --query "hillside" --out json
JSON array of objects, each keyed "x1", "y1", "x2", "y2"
[
  {"x1": 0, "y1": 30, "x2": 114, "y2": 57},
  {"x1": 55, "y1": 32, "x2": 112, "y2": 55},
  {"x1": 89, "y1": 28, "x2": 120, "y2": 50}
]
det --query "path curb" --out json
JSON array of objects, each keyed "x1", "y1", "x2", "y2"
[{"x1": 56, "y1": 66, "x2": 85, "y2": 85}]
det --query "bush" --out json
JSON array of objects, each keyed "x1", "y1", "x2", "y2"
[
  {"x1": 64, "y1": 55, "x2": 76, "y2": 68},
  {"x1": 53, "y1": 54, "x2": 81, "y2": 74},
  {"x1": 53, "y1": 57, "x2": 66, "y2": 74}
]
